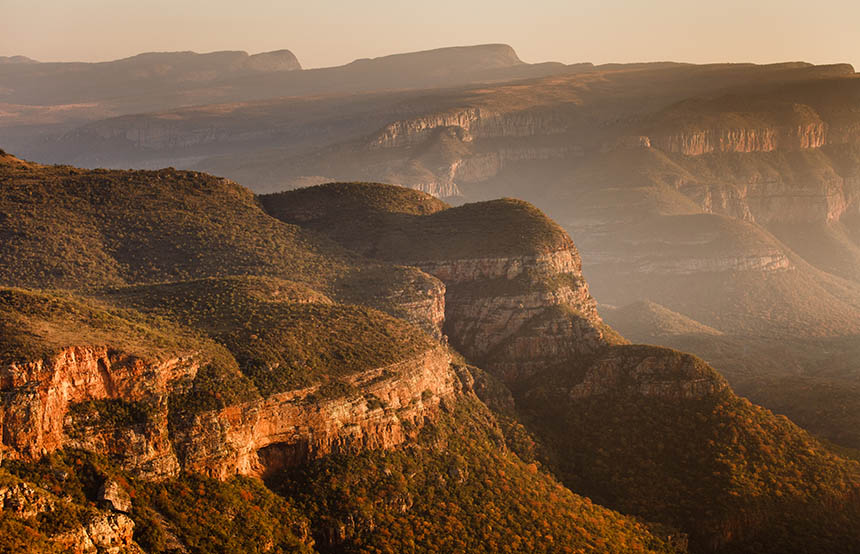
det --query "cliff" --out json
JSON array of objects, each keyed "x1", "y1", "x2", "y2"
[
  {"x1": 263, "y1": 188, "x2": 613, "y2": 383},
  {"x1": 173, "y1": 346, "x2": 458, "y2": 479},
  {"x1": 1, "y1": 346, "x2": 194, "y2": 478},
  {"x1": 1, "y1": 343, "x2": 458, "y2": 480},
  {"x1": 650, "y1": 122, "x2": 828, "y2": 156},
  {"x1": 415, "y1": 249, "x2": 609, "y2": 382}
]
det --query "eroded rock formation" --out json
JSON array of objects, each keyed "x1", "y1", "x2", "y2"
[{"x1": 1, "y1": 345, "x2": 460, "y2": 480}]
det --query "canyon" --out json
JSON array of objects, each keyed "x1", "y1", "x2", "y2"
[{"x1": 3, "y1": 43, "x2": 860, "y2": 553}]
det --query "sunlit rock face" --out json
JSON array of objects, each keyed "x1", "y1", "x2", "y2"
[{"x1": 1, "y1": 344, "x2": 461, "y2": 480}]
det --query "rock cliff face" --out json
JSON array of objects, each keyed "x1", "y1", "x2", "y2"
[
  {"x1": 681, "y1": 176, "x2": 854, "y2": 225},
  {"x1": 651, "y1": 122, "x2": 828, "y2": 156},
  {"x1": 1, "y1": 345, "x2": 459, "y2": 481},
  {"x1": 173, "y1": 347, "x2": 458, "y2": 479},
  {"x1": 0, "y1": 346, "x2": 196, "y2": 477},
  {"x1": 411, "y1": 249, "x2": 610, "y2": 383},
  {"x1": 261, "y1": 186, "x2": 613, "y2": 384},
  {"x1": 369, "y1": 108, "x2": 567, "y2": 149}
]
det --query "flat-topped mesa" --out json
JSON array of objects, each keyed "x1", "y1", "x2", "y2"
[{"x1": 262, "y1": 186, "x2": 613, "y2": 384}]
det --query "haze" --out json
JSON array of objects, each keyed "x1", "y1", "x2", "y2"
[{"x1": 2, "y1": 0, "x2": 858, "y2": 68}]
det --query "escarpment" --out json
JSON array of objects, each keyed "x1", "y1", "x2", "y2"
[
  {"x1": 0, "y1": 341, "x2": 458, "y2": 480},
  {"x1": 174, "y1": 346, "x2": 458, "y2": 479},
  {"x1": 263, "y1": 187, "x2": 612, "y2": 383},
  {"x1": 0, "y1": 346, "x2": 196, "y2": 477},
  {"x1": 414, "y1": 250, "x2": 609, "y2": 382},
  {"x1": 650, "y1": 121, "x2": 829, "y2": 156}
]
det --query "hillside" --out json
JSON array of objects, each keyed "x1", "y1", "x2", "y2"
[
  {"x1": 601, "y1": 301, "x2": 724, "y2": 338},
  {"x1": 0, "y1": 152, "x2": 446, "y2": 336},
  {"x1": 263, "y1": 181, "x2": 860, "y2": 553},
  {"x1": 0, "y1": 157, "x2": 687, "y2": 553},
  {"x1": 520, "y1": 345, "x2": 860, "y2": 554},
  {"x1": 3, "y1": 157, "x2": 860, "y2": 551}
]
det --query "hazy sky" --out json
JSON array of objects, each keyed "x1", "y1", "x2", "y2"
[{"x1": 2, "y1": 0, "x2": 858, "y2": 69}]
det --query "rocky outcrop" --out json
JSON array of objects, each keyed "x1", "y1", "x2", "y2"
[
  {"x1": 98, "y1": 479, "x2": 132, "y2": 513},
  {"x1": 0, "y1": 476, "x2": 140, "y2": 554},
  {"x1": 681, "y1": 177, "x2": 853, "y2": 225},
  {"x1": 371, "y1": 109, "x2": 483, "y2": 149},
  {"x1": 633, "y1": 253, "x2": 792, "y2": 274},
  {"x1": 175, "y1": 347, "x2": 457, "y2": 479},
  {"x1": 53, "y1": 512, "x2": 139, "y2": 554},
  {"x1": 370, "y1": 108, "x2": 566, "y2": 150},
  {"x1": 652, "y1": 122, "x2": 828, "y2": 156},
  {"x1": 0, "y1": 346, "x2": 196, "y2": 476},
  {"x1": 0, "y1": 480, "x2": 53, "y2": 518},
  {"x1": 406, "y1": 181, "x2": 463, "y2": 198},
  {"x1": 409, "y1": 249, "x2": 610, "y2": 383},
  {"x1": 2, "y1": 345, "x2": 459, "y2": 481}
]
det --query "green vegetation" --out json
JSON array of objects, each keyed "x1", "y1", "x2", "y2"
[
  {"x1": 447, "y1": 271, "x2": 585, "y2": 299},
  {"x1": 262, "y1": 182, "x2": 449, "y2": 218},
  {"x1": 67, "y1": 399, "x2": 151, "y2": 434},
  {"x1": 268, "y1": 397, "x2": 682, "y2": 554},
  {"x1": 0, "y1": 399, "x2": 683, "y2": 554},
  {"x1": 0, "y1": 163, "x2": 439, "y2": 321},
  {"x1": 0, "y1": 461, "x2": 100, "y2": 552},
  {"x1": 263, "y1": 185, "x2": 573, "y2": 262},
  {"x1": 107, "y1": 277, "x2": 434, "y2": 396},
  {"x1": 0, "y1": 163, "x2": 341, "y2": 291},
  {"x1": 519, "y1": 345, "x2": 860, "y2": 553},
  {"x1": 0, "y1": 287, "x2": 219, "y2": 364},
  {"x1": 1, "y1": 451, "x2": 313, "y2": 554},
  {"x1": 132, "y1": 474, "x2": 313, "y2": 554},
  {"x1": 738, "y1": 375, "x2": 860, "y2": 451}
]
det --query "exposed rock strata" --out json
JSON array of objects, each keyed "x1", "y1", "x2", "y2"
[
  {"x1": 652, "y1": 122, "x2": 828, "y2": 156},
  {"x1": 410, "y1": 249, "x2": 609, "y2": 383},
  {"x1": 174, "y1": 347, "x2": 458, "y2": 479},
  {"x1": 1, "y1": 345, "x2": 459, "y2": 480},
  {"x1": 0, "y1": 346, "x2": 196, "y2": 476}
]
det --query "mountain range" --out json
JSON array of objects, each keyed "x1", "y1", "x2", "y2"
[{"x1": 2, "y1": 43, "x2": 860, "y2": 553}]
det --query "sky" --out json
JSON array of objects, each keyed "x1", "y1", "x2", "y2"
[{"x1": 1, "y1": 0, "x2": 858, "y2": 69}]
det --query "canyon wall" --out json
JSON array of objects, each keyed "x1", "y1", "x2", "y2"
[
  {"x1": 651, "y1": 122, "x2": 828, "y2": 156},
  {"x1": 174, "y1": 347, "x2": 459, "y2": 479},
  {"x1": 0, "y1": 346, "x2": 196, "y2": 476},
  {"x1": 1, "y1": 345, "x2": 460, "y2": 480},
  {"x1": 411, "y1": 248, "x2": 611, "y2": 383}
]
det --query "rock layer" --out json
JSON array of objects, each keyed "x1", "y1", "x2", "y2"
[
  {"x1": 1, "y1": 345, "x2": 459, "y2": 481},
  {"x1": 0, "y1": 346, "x2": 196, "y2": 476},
  {"x1": 174, "y1": 347, "x2": 459, "y2": 479},
  {"x1": 411, "y1": 248, "x2": 610, "y2": 383}
]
